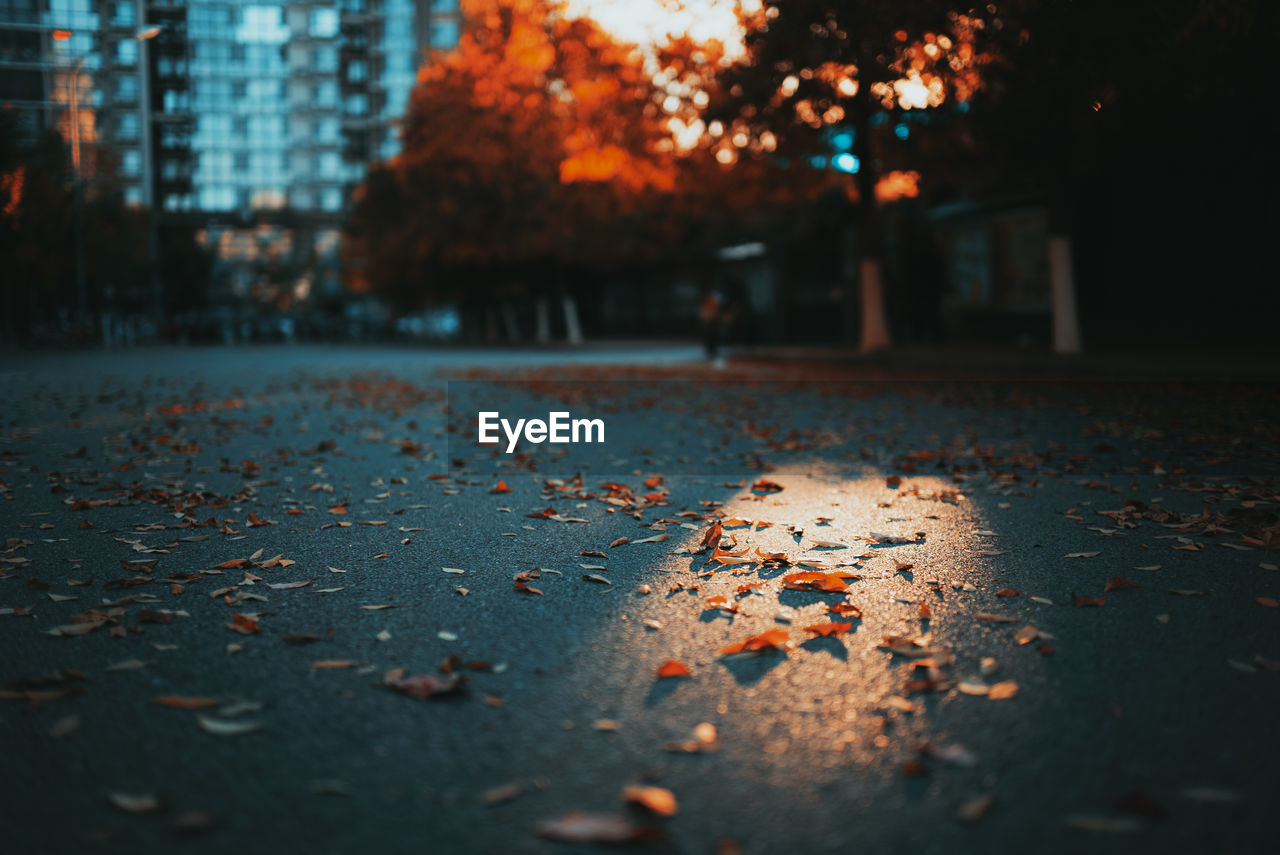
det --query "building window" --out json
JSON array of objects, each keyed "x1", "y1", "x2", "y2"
[
  {"x1": 121, "y1": 148, "x2": 141, "y2": 176},
  {"x1": 314, "y1": 46, "x2": 337, "y2": 72},
  {"x1": 310, "y1": 9, "x2": 339, "y2": 38},
  {"x1": 347, "y1": 60, "x2": 367, "y2": 83},
  {"x1": 118, "y1": 113, "x2": 140, "y2": 139},
  {"x1": 239, "y1": 6, "x2": 289, "y2": 44},
  {"x1": 115, "y1": 74, "x2": 138, "y2": 101},
  {"x1": 124, "y1": 185, "x2": 143, "y2": 207},
  {"x1": 116, "y1": 38, "x2": 138, "y2": 65},
  {"x1": 343, "y1": 93, "x2": 368, "y2": 115},
  {"x1": 430, "y1": 20, "x2": 460, "y2": 49},
  {"x1": 321, "y1": 187, "x2": 343, "y2": 211},
  {"x1": 112, "y1": 2, "x2": 136, "y2": 26}
]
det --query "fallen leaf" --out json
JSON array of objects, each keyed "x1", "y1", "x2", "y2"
[
  {"x1": 109, "y1": 792, "x2": 162, "y2": 814},
  {"x1": 782, "y1": 570, "x2": 860, "y2": 593},
  {"x1": 49, "y1": 714, "x2": 80, "y2": 739},
  {"x1": 631, "y1": 533, "x2": 670, "y2": 545},
  {"x1": 919, "y1": 741, "x2": 978, "y2": 767},
  {"x1": 534, "y1": 812, "x2": 658, "y2": 844},
  {"x1": 170, "y1": 810, "x2": 216, "y2": 835},
  {"x1": 481, "y1": 782, "x2": 523, "y2": 806},
  {"x1": 1064, "y1": 815, "x2": 1143, "y2": 833},
  {"x1": 1104, "y1": 576, "x2": 1140, "y2": 592},
  {"x1": 227, "y1": 612, "x2": 260, "y2": 634},
  {"x1": 266, "y1": 578, "x2": 314, "y2": 590},
  {"x1": 721, "y1": 628, "x2": 790, "y2": 656},
  {"x1": 804, "y1": 621, "x2": 852, "y2": 637},
  {"x1": 197, "y1": 716, "x2": 261, "y2": 736},
  {"x1": 987, "y1": 680, "x2": 1019, "y2": 700},
  {"x1": 656, "y1": 660, "x2": 692, "y2": 678},
  {"x1": 623, "y1": 785, "x2": 678, "y2": 817},
  {"x1": 384, "y1": 668, "x2": 462, "y2": 700},
  {"x1": 154, "y1": 696, "x2": 220, "y2": 710},
  {"x1": 956, "y1": 794, "x2": 994, "y2": 823},
  {"x1": 1014, "y1": 625, "x2": 1041, "y2": 645}
]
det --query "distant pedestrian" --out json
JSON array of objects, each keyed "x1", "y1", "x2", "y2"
[{"x1": 699, "y1": 289, "x2": 724, "y2": 363}]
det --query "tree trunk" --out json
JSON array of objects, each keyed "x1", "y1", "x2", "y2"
[
  {"x1": 1049, "y1": 234, "x2": 1082, "y2": 354},
  {"x1": 562, "y1": 295, "x2": 583, "y2": 345},
  {"x1": 858, "y1": 259, "x2": 892, "y2": 353},
  {"x1": 500, "y1": 303, "x2": 521, "y2": 342},
  {"x1": 851, "y1": 79, "x2": 891, "y2": 353},
  {"x1": 534, "y1": 297, "x2": 551, "y2": 344}
]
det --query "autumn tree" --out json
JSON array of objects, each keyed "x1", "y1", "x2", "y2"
[
  {"x1": 344, "y1": 0, "x2": 702, "y2": 341},
  {"x1": 0, "y1": 109, "x2": 154, "y2": 345},
  {"x1": 707, "y1": 1, "x2": 990, "y2": 351},
  {"x1": 959, "y1": 0, "x2": 1272, "y2": 351}
]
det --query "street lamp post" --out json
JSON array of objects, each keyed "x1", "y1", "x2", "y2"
[
  {"x1": 134, "y1": 25, "x2": 163, "y2": 333},
  {"x1": 68, "y1": 54, "x2": 89, "y2": 326},
  {"x1": 58, "y1": 26, "x2": 162, "y2": 340}
]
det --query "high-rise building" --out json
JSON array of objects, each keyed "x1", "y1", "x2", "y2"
[{"x1": 1, "y1": 0, "x2": 462, "y2": 315}]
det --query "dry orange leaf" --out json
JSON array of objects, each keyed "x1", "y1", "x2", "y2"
[
  {"x1": 227, "y1": 613, "x2": 260, "y2": 634},
  {"x1": 656, "y1": 660, "x2": 692, "y2": 678},
  {"x1": 1104, "y1": 576, "x2": 1140, "y2": 592},
  {"x1": 1254, "y1": 597, "x2": 1278, "y2": 608},
  {"x1": 988, "y1": 680, "x2": 1019, "y2": 700},
  {"x1": 721, "y1": 627, "x2": 790, "y2": 656},
  {"x1": 783, "y1": 570, "x2": 860, "y2": 593},
  {"x1": 623, "y1": 785, "x2": 678, "y2": 817},
  {"x1": 829, "y1": 602, "x2": 863, "y2": 619},
  {"x1": 804, "y1": 621, "x2": 852, "y2": 637},
  {"x1": 153, "y1": 696, "x2": 219, "y2": 710},
  {"x1": 384, "y1": 668, "x2": 462, "y2": 699},
  {"x1": 490, "y1": 480, "x2": 513, "y2": 494},
  {"x1": 1072, "y1": 593, "x2": 1107, "y2": 607}
]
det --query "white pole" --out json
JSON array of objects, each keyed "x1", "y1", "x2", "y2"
[
  {"x1": 1049, "y1": 235, "x2": 1082, "y2": 354},
  {"x1": 562, "y1": 295, "x2": 583, "y2": 345},
  {"x1": 857, "y1": 258, "x2": 891, "y2": 353}
]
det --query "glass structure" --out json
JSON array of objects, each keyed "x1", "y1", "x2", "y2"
[{"x1": 0, "y1": 0, "x2": 462, "y2": 310}]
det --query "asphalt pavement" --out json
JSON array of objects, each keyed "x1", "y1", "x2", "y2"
[{"x1": 1, "y1": 345, "x2": 1277, "y2": 854}]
